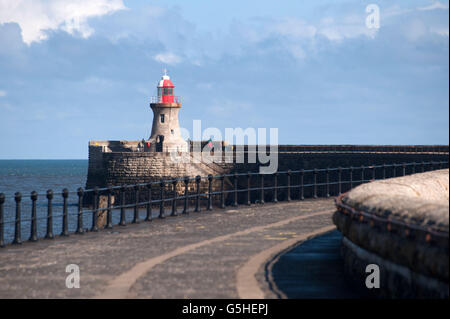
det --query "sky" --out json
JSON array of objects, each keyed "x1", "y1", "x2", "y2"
[{"x1": 0, "y1": 0, "x2": 448, "y2": 159}]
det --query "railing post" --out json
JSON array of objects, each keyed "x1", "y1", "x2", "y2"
[
  {"x1": 0, "y1": 193, "x2": 4, "y2": 247},
  {"x1": 13, "y1": 192, "x2": 22, "y2": 245},
  {"x1": 233, "y1": 173, "x2": 239, "y2": 207},
  {"x1": 361, "y1": 165, "x2": 365, "y2": 184},
  {"x1": 160, "y1": 180, "x2": 166, "y2": 218},
  {"x1": 337, "y1": 167, "x2": 342, "y2": 194},
  {"x1": 220, "y1": 175, "x2": 225, "y2": 209},
  {"x1": 412, "y1": 162, "x2": 416, "y2": 174},
  {"x1": 29, "y1": 191, "x2": 38, "y2": 242},
  {"x1": 207, "y1": 175, "x2": 213, "y2": 210},
  {"x1": 62, "y1": 188, "x2": 69, "y2": 236},
  {"x1": 273, "y1": 172, "x2": 278, "y2": 203},
  {"x1": 172, "y1": 180, "x2": 179, "y2": 215},
  {"x1": 313, "y1": 168, "x2": 318, "y2": 198},
  {"x1": 402, "y1": 163, "x2": 406, "y2": 176},
  {"x1": 91, "y1": 187, "x2": 99, "y2": 231},
  {"x1": 371, "y1": 165, "x2": 376, "y2": 181},
  {"x1": 46, "y1": 190, "x2": 54, "y2": 239},
  {"x1": 299, "y1": 169, "x2": 304, "y2": 200},
  {"x1": 106, "y1": 185, "x2": 113, "y2": 229},
  {"x1": 133, "y1": 185, "x2": 140, "y2": 224},
  {"x1": 119, "y1": 186, "x2": 126, "y2": 226},
  {"x1": 183, "y1": 177, "x2": 189, "y2": 214},
  {"x1": 195, "y1": 175, "x2": 201, "y2": 211},
  {"x1": 287, "y1": 170, "x2": 292, "y2": 201},
  {"x1": 76, "y1": 188, "x2": 84, "y2": 234},
  {"x1": 392, "y1": 164, "x2": 397, "y2": 178},
  {"x1": 325, "y1": 168, "x2": 330, "y2": 197},
  {"x1": 349, "y1": 166, "x2": 354, "y2": 189},
  {"x1": 382, "y1": 164, "x2": 386, "y2": 180},
  {"x1": 260, "y1": 173, "x2": 265, "y2": 204},
  {"x1": 421, "y1": 161, "x2": 425, "y2": 173},
  {"x1": 146, "y1": 183, "x2": 153, "y2": 221},
  {"x1": 246, "y1": 172, "x2": 251, "y2": 206}
]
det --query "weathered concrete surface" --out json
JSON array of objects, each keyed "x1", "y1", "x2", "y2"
[
  {"x1": 0, "y1": 199, "x2": 335, "y2": 298},
  {"x1": 344, "y1": 169, "x2": 448, "y2": 231},
  {"x1": 333, "y1": 169, "x2": 449, "y2": 298}
]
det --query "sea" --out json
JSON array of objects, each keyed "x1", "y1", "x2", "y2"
[
  {"x1": 0, "y1": 159, "x2": 88, "y2": 198},
  {"x1": 0, "y1": 160, "x2": 90, "y2": 244}
]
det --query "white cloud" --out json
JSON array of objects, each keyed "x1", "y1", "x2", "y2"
[
  {"x1": 418, "y1": 1, "x2": 449, "y2": 11},
  {"x1": 430, "y1": 27, "x2": 449, "y2": 36},
  {"x1": 0, "y1": 90, "x2": 6, "y2": 97},
  {"x1": 318, "y1": 16, "x2": 378, "y2": 41},
  {"x1": 272, "y1": 18, "x2": 317, "y2": 38},
  {"x1": 0, "y1": 0, "x2": 126, "y2": 45},
  {"x1": 384, "y1": 5, "x2": 414, "y2": 18},
  {"x1": 153, "y1": 52, "x2": 182, "y2": 65},
  {"x1": 270, "y1": 16, "x2": 377, "y2": 44},
  {"x1": 227, "y1": 16, "x2": 379, "y2": 61}
]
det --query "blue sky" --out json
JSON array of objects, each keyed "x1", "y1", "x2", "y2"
[{"x1": 0, "y1": 0, "x2": 448, "y2": 159}]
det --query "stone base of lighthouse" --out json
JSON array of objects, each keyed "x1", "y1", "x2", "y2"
[{"x1": 148, "y1": 102, "x2": 188, "y2": 153}]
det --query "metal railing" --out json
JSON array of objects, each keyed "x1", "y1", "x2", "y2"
[
  {"x1": 150, "y1": 96, "x2": 181, "y2": 104},
  {"x1": 0, "y1": 161, "x2": 448, "y2": 247}
]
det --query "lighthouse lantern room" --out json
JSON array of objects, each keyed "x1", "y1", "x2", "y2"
[{"x1": 148, "y1": 71, "x2": 187, "y2": 153}]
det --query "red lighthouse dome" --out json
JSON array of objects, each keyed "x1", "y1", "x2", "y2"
[{"x1": 156, "y1": 70, "x2": 178, "y2": 103}]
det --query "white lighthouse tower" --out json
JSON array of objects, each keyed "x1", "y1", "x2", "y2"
[{"x1": 148, "y1": 71, "x2": 188, "y2": 152}]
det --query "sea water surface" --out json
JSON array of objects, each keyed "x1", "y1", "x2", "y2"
[
  {"x1": 0, "y1": 160, "x2": 88, "y2": 197},
  {"x1": 0, "y1": 160, "x2": 88, "y2": 243}
]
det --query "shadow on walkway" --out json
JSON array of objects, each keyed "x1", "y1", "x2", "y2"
[{"x1": 270, "y1": 230, "x2": 374, "y2": 299}]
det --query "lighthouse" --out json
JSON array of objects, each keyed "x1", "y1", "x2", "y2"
[{"x1": 148, "y1": 71, "x2": 188, "y2": 152}]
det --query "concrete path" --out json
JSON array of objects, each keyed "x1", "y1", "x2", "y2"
[{"x1": 0, "y1": 199, "x2": 335, "y2": 298}]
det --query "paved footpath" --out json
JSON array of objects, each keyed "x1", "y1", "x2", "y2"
[{"x1": 0, "y1": 199, "x2": 336, "y2": 298}]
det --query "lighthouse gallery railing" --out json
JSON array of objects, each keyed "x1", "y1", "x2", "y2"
[{"x1": 150, "y1": 96, "x2": 181, "y2": 103}]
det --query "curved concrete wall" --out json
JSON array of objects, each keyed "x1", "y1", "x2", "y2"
[{"x1": 333, "y1": 169, "x2": 449, "y2": 298}]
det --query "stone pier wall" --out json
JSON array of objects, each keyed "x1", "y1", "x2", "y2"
[
  {"x1": 85, "y1": 142, "x2": 448, "y2": 204},
  {"x1": 333, "y1": 169, "x2": 449, "y2": 298}
]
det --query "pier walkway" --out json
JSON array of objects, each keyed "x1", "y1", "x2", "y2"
[{"x1": 0, "y1": 199, "x2": 335, "y2": 298}]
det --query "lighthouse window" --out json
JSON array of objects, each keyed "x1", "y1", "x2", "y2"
[
  {"x1": 160, "y1": 114, "x2": 165, "y2": 123},
  {"x1": 171, "y1": 129, "x2": 174, "y2": 134},
  {"x1": 162, "y1": 87, "x2": 173, "y2": 95}
]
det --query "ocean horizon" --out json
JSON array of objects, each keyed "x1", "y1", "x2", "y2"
[{"x1": 0, "y1": 159, "x2": 88, "y2": 196}]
